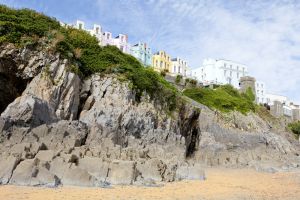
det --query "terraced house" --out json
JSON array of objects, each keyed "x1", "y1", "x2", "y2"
[
  {"x1": 170, "y1": 57, "x2": 189, "y2": 77},
  {"x1": 130, "y1": 42, "x2": 152, "y2": 66},
  {"x1": 74, "y1": 20, "x2": 130, "y2": 54},
  {"x1": 152, "y1": 51, "x2": 172, "y2": 72}
]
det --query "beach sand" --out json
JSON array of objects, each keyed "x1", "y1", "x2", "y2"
[{"x1": 1, "y1": 168, "x2": 300, "y2": 200}]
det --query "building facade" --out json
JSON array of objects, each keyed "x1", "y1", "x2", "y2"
[
  {"x1": 113, "y1": 34, "x2": 130, "y2": 54},
  {"x1": 192, "y1": 58, "x2": 248, "y2": 88},
  {"x1": 152, "y1": 51, "x2": 172, "y2": 72},
  {"x1": 266, "y1": 93, "x2": 289, "y2": 106},
  {"x1": 130, "y1": 42, "x2": 152, "y2": 66},
  {"x1": 255, "y1": 81, "x2": 266, "y2": 104},
  {"x1": 89, "y1": 24, "x2": 103, "y2": 45},
  {"x1": 170, "y1": 57, "x2": 189, "y2": 76},
  {"x1": 74, "y1": 20, "x2": 130, "y2": 54},
  {"x1": 75, "y1": 20, "x2": 85, "y2": 30}
]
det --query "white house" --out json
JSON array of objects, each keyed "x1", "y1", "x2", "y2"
[
  {"x1": 75, "y1": 20, "x2": 85, "y2": 30},
  {"x1": 114, "y1": 34, "x2": 130, "y2": 54},
  {"x1": 255, "y1": 81, "x2": 266, "y2": 104},
  {"x1": 170, "y1": 57, "x2": 189, "y2": 77},
  {"x1": 192, "y1": 58, "x2": 248, "y2": 88},
  {"x1": 266, "y1": 93, "x2": 289, "y2": 106},
  {"x1": 74, "y1": 20, "x2": 130, "y2": 54},
  {"x1": 89, "y1": 24, "x2": 103, "y2": 45}
]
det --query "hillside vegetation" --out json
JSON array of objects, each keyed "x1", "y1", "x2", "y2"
[
  {"x1": 0, "y1": 5, "x2": 177, "y2": 111},
  {"x1": 288, "y1": 121, "x2": 300, "y2": 138},
  {"x1": 184, "y1": 85, "x2": 256, "y2": 114}
]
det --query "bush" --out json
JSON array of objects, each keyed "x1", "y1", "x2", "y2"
[
  {"x1": 288, "y1": 121, "x2": 300, "y2": 137},
  {"x1": 183, "y1": 85, "x2": 256, "y2": 114},
  {"x1": 175, "y1": 74, "x2": 182, "y2": 84}
]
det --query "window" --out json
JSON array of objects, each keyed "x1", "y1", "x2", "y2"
[
  {"x1": 107, "y1": 34, "x2": 110, "y2": 39},
  {"x1": 156, "y1": 60, "x2": 158, "y2": 67},
  {"x1": 237, "y1": 72, "x2": 239, "y2": 78},
  {"x1": 230, "y1": 65, "x2": 232, "y2": 69},
  {"x1": 179, "y1": 66, "x2": 181, "y2": 73},
  {"x1": 230, "y1": 71, "x2": 232, "y2": 77},
  {"x1": 237, "y1": 66, "x2": 239, "y2": 71},
  {"x1": 174, "y1": 66, "x2": 176, "y2": 72},
  {"x1": 224, "y1": 70, "x2": 227, "y2": 76},
  {"x1": 79, "y1": 23, "x2": 83, "y2": 30},
  {"x1": 160, "y1": 61, "x2": 163, "y2": 68},
  {"x1": 224, "y1": 63, "x2": 227, "y2": 67},
  {"x1": 96, "y1": 27, "x2": 99, "y2": 34}
]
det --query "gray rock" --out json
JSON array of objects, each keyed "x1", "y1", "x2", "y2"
[
  {"x1": 77, "y1": 157, "x2": 109, "y2": 182},
  {"x1": 35, "y1": 150, "x2": 56, "y2": 162},
  {"x1": 107, "y1": 160, "x2": 136, "y2": 185},
  {"x1": 0, "y1": 156, "x2": 21, "y2": 184},
  {"x1": 176, "y1": 164, "x2": 205, "y2": 181},
  {"x1": 61, "y1": 166, "x2": 96, "y2": 187},
  {"x1": 1, "y1": 95, "x2": 57, "y2": 127},
  {"x1": 9, "y1": 158, "x2": 39, "y2": 185}
]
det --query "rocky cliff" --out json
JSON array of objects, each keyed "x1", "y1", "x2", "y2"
[{"x1": 0, "y1": 43, "x2": 299, "y2": 187}]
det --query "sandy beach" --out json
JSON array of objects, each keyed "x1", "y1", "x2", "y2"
[{"x1": 1, "y1": 168, "x2": 300, "y2": 200}]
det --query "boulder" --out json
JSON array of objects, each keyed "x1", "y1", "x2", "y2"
[
  {"x1": 107, "y1": 160, "x2": 136, "y2": 185},
  {"x1": 77, "y1": 157, "x2": 109, "y2": 182},
  {"x1": 49, "y1": 157, "x2": 71, "y2": 180},
  {"x1": 0, "y1": 156, "x2": 21, "y2": 184},
  {"x1": 136, "y1": 159, "x2": 166, "y2": 182},
  {"x1": 1, "y1": 95, "x2": 57, "y2": 127},
  {"x1": 35, "y1": 150, "x2": 56, "y2": 162},
  {"x1": 61, "y1": 165, "x2": 96, "y2": 187},
  {"x1": 30, "y1": 167, "x2": 60, "y2": 187},
  {"x1": 9, "y1": 158, "x2": 39, "y2": 185}
]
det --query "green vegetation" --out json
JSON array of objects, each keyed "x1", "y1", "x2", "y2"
[
  {"x1": 183, "y1": 85, "x2": 256, "y2": 114},
  {"x1": 175, "y1": 74, "x2": 182, "y2": 84},
  {"x1": 287, "y1": 121, "x2": 300, "y2": 138},
  {"x1": 185, "y1": 78, "x2": 197, "y2": 87},
  {"x1": 0, "y1": 5, "x2": 177, "y2": 111}
]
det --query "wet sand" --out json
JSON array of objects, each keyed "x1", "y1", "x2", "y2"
[{"x1": 1, "y1": 168, "x2": 300, "y2": 200}]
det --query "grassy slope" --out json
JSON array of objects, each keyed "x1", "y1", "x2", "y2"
[{"x1": 183, "y1": 85, "x2": 256, "y2": 114}]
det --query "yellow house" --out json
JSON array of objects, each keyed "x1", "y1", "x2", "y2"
[{"x1": 152, "y1": 51, "x2": 172, "y2": 72}]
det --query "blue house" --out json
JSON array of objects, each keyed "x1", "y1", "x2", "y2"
[{"x1": 130, "y1": 42, "x2": 152, "y2": 66}]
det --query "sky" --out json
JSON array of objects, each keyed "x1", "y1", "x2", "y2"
[{"x1": 1, "y1": 0, "x2": 300, "y2": 103}]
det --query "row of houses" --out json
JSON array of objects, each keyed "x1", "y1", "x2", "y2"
[
  {"x1": 66, "y1": 20, "x2": 299, "y2": 121},
  {"x1": 70, "y1": 20, "x2": 190, "y2": 77},
  {"x1": 190, "y1": 58, "x2": 300, "y2": 121}
]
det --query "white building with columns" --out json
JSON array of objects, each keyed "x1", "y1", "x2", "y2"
[
  {"x1": 255, "y1": 81, "x2": 267, "y2": 104},
  {"x1": 192, "y1": 58, "x2": 248, "y2": 88},
  {"x1": 170, "y1": 57, "x2": 189, "y2": 77}
]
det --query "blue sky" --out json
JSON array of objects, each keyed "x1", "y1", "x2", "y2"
[{"x1": 1, "y1": 0, "x2": 300, "y2": 103}]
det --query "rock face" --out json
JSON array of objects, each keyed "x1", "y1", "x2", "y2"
[{"x1": 0, "y1": 43, "x2": 300, "y2": 187}]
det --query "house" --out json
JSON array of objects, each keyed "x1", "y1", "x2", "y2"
[
  {"x1": 114, "y1": 34, "x2": 130, "y2": 54},
  {"x1": 192, "y1": 58, "x2": 248, "y2": 88},
  {"x1": 130, "y1": 42, "x2": 152, "y2": 66},
  {"x1": 255, "y1": 81, "x2": 266, "y2": 104},
  {"x1": 170, "y1": 57, "x2": 189, "y2": 77},
  {"x1": 74, "y1": 20, "x2": 129, "y2": 53},
  {"x1": 152, "y1": 51, "x2": 172, "y2": 72}
]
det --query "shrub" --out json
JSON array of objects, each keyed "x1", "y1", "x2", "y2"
[
  {"x1": 288, "y1": 121, "x2": 300, "y2": 137},
  {"x1": 175, "y1": 74, "x2": 182, "y2": 84},
  {"x1": 183, "y1": 84, "x2": 256, "y2": 114}
]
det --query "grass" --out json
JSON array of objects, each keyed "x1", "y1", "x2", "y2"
[
  {"x1": 183, "y1": 85, "x2": 256, "y2": 114},
  {"x1": 0, "y1": 4, "x2": 178, "y2": 111},
  {"x1": 287, "y1": 121, "x2": 300, "y2": 139}
]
